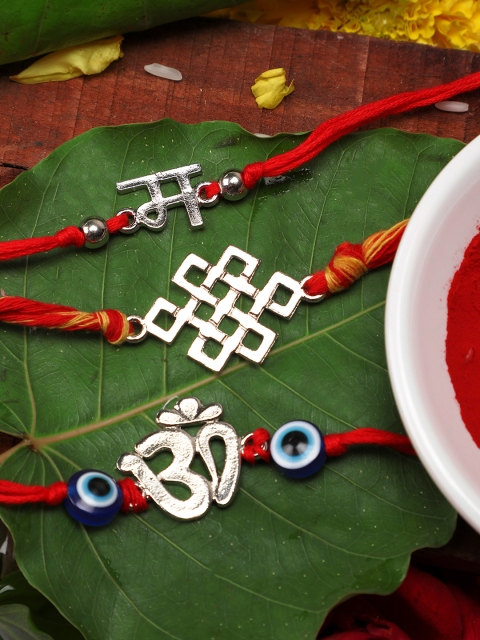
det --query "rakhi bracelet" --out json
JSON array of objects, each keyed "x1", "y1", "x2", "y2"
[
  {"x1": 0, "y1": 397, "x2": 415, "y2": 527},
  {"x1": 0, "y1": 71, "x2": 478, "y2": 261},
  {"x1": 0, "y1": 219, "x2": 408, "y2": 371}
]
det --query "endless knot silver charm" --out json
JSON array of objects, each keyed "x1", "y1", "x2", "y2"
[
  {"x1": 128, "y1": 245, "x2": 324, "y2": 372},
  {"x1": 116, "y1": 164, "x2": 209, "y2": 233},
  {"x1": 117, "y1": 397, "x2": 242, "y2": 521}
]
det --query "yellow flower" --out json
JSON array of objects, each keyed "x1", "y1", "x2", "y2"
[
  {"x1": 10, "y1": 36, "x2": 124, "y2": 85},
  {"x1": 207, "y1": 0, "x2": 480, "y2": 52},
  {"x1": 251, "y1": 68, "x2": 294, "y2": 109}
]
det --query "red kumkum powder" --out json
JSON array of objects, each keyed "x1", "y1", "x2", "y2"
[{"x1": 446, "y1": 229, "x2": 480, "y2": 448}]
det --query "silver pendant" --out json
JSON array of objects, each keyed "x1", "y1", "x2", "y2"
[
  {"x1": 127, "y1": 245, "x2": 324, "y2": 372},
  {"x1": 116, "y1": 164, "x2": 214, "y2": 233},
  {"x1": 117, "y1": 397, "x2": 242, "y2": 520}
]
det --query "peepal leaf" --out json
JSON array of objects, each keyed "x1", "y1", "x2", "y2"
[
  {"x1": 0, "y1": 121, "x2": 461, "y2": 640},
  {"x1": 0, "y1": 605, "x2": 53, "y2": 640},
  {"x1": 0, "y1": 572, "x2": 83, "y2": 640}
]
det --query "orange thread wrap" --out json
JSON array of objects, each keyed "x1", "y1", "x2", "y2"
[
  {"x1": 0, "y1": 296, "x2": 132, "y2": 345},
  {"x1": 304, "y1": 219, "x2": 408, "y2": 297}
]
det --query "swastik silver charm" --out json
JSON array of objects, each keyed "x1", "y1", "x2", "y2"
[
  {"x1": 116, "y1": 164, "x2": 207, "y2": 233},
  {"x1": 127, "y1": 245, "x2": 324, "y2": 372},
  {"x1": 117, "y1": 397, "x2": 242, "y2": 521}
]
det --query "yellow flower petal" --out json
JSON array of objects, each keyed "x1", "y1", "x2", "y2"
[
  {"x1": 10, "y1": 36, "x2": 124, "y2": 85},
  {"x1": 251, "y1": 68, "x2": 294, "y2": 109}
]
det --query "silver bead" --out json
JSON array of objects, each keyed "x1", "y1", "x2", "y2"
[
  {"x1": 81, "y1": 217, "x2": 110, "y2": 249},
  {"x1": 219, "y1": 170, "x2": 248, "y2": 202}
]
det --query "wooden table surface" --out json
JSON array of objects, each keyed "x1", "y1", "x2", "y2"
[
  {"x1": 0, "y1": 16, "x2": 479, "y2": 571},
  {"x1": 1, "y1": 17, "x2": 480, "y2": 190}
]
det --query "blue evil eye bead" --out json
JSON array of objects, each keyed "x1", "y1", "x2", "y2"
[
  {"x1": 270, "y1": 421, "x2": 326, "y2": 479},
  {"x1": 64, "y1": 470, "x2": 123, "y2": 526}
]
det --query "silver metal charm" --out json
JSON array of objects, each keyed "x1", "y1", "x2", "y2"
[
  {"x1": 117, "y1": 397, "x2": 242, "y2": 521},
  {"x1": 127, "y1": 245, "x2": 325, "y2": 372},
  {"x1": 81, "y1": 217, "x2": 109, "y2": 249},
  {"x1": 219, "y1": 170, "x2": 248, "y2": 201},
  {"x1": 116, "y1": 164, "x2": 212, "y2": 233}
]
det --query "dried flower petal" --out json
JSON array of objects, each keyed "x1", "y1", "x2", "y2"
[
  {"x1": 144, "y1": 63, "x2": 182, "y2": 81},
  {"x1": 10, "y1": 36, "x2": 124, "y2": 85},
  {"x1": 251, "y1": 68, "x2": 294, "y2": 109}
]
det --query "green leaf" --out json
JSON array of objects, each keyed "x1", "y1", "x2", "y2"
[
  {"x1": 0, "y1": 572, "x2": 83, "y2": 640},
  {"x1": 0, "y1": 1, "x2": 233, "y2": 65},
  {"x1": 0, "y1": 604, "x2": 54, "y2": 640},
  {"x1": 0, "y1": 121, "x2": 461, "y2": 640}
]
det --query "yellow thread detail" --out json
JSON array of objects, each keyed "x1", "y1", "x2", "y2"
[
  {"x1": 363, "y1": 219, "x2": 408, "y2": 264},
  {"x1": 56, "y1": 310, "x2": 131, "y2": 344},
  {"x1": 325, "y1": 255, "x2": 367, "y2": 293}
]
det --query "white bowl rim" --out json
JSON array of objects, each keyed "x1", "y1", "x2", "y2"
[{"x1": 385, "y1": 134, "x2": 480, "y2": 533}]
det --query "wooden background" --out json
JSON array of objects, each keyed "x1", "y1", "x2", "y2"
[
  {"x1": 0, "y1": 16, "x2": 479, "y2": 572},
  {"x1": 1, "y1": 17, "x2": 480, "y2": 189}
]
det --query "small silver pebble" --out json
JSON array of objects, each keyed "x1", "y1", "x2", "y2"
[
  {"x1": 219, "y1": 170, "x2": 248, "y2": 202},
  {"x1": 435, "y1": 101, "x2": 469, "y2": 113},
  {"x1": 81, "y1": 217, "x2": 110, "y2": 249}
]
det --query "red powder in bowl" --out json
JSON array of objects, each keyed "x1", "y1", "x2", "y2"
[{"x1": 446, "y1": 229, "x2": 480, "y2": 448}]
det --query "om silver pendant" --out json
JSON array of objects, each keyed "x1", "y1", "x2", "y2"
[
  {"x1": 128, "y1": 245, "x2": 324, "y2": 372},
  {"x1": 117, "y1": 397, "x2": 242, "y2": 521}
]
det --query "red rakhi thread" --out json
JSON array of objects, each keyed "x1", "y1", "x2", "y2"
[
  {"x1": 242, "y1": 427, "x2": 415, "y2": 465},
  {"x1": 203, "y1": 70, "x2": 480, "y2": 200},
  {"x1": 0, "y1": 429, "x2": 414, "y2": 511},
  {"x1": 118, "y1": 478, "x2": 149, "y2": 513},
  {"x1": 245, "y1": 72, "x2": 480, "y2": 190},
  {"x1": 0, "y1": 212, "x2": 130, "y2": 262},
  {"x1": 0, "y1": 478, "x2": 148, "y2": 512},
  {"x1": 303, "y1": 218, "x2": 408, "y2": 297},
  {"x1": 0, "y1": 219, "x2": 407, "y2": 341},
  {"x1": 0, "y1": 295, "x2": 132, "y2": 345},
  {"x1": 324, "y1": 428, "x2": 416, "y2": 457},
  {"x1": 241, "y1": 428, "x2": 271, "y2": 463},
  {"x1": 0, "y1": 479, "x2": 68, "y2": 505}
]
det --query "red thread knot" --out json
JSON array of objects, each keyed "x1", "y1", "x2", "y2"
[
  {"x1": 107, "y1": 212, "x2": 132, "y2": 234},
  {"x1": 242, "y1": 163, "x2": 264, "y2": 190},
  {"x1": 55, "y1": 226, "x2": 85, "y2": 248},
  {"x1": 242, "y1": 428, "x2": 271, "y2": 464},
  {"x1": 201, "y1": 182, "x2": 221, "y2": 200},
  {"x1": 118, "y1": 478, "x2": 149, "y2": 513},
  {"x1": 44, "y1": 481, "x2": 68, "y2": 505},
  {"x1": 100, "y1": 309, "x2": 132, "y2": 345}
]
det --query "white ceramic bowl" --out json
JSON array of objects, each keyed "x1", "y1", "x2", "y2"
[{"x1": 386, "y1": 134, "x2": 480, "y2": 534}]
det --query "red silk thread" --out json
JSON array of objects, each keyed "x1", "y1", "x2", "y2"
[
  {"x1": 0, "y1": 212, "x2": 130, "y2": 262},
  {"x1": 0, "y1": 479, "x2": 67, "y2": 506},
  {"x1": 323, "y1": 428, "x2": 416, "y2": 457},
  {"x1": 118, "y1": 478, "x2": 149, "y2": 513},
  {"x1": 240, "y1": 71, "x2": 480, "y2": 189},
  {"x1": 0, "y1": 478, "x2": 149, "y2": 513},
  {"x1": 0, "y1": 428, "x2": 414, "y2": 509},
  {"x1": 0, "y1": 216, "x2": 407, "y2": 340},
  {"x1": 0, "y1": 295, "x2": 132, "y2": 345},
  {"x1": 241, "y1": 428, "x2": 272, "y2": 463}
]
